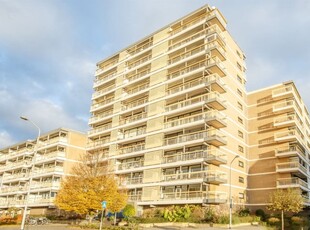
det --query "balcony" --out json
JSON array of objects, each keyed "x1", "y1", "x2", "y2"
[
  {"x1": 204, "y1": 129, "x2": 227, "y2": 147},
  {"x1": 169, "y1": 14, "x2": 206, "y2": 36},
  {"x1": 2, "y1": 173, "x2": 29, "y2": 182},
  {"x1": 90, "y1": 97, "x2": 114, "y2": 112},
  {"x1": 87, "y1": 137, "x2": 110, "y2": 149},
  {"x1": 162, "y1": 171, "x2": 206, "y2": 182},
  {"x1": 127, "y1": 40, "x2": 153, "y2": 56},
  {"x1": 205, "y1": 56, "x2": 226, "y2": 77},
  {"x1": 206, "y1": 10, "x2": 226, "y2": 31},
  {"x1": 128, "y1": 193, "x2": 142, "y2": 202},
  {"x1": 120, "y1": 112, "x2": 147, "y2": 125},
  {"x1": 93, "y1": 72, "x2": 117, "y2": 88},
  {"x1": 88, "y1": 123, "x2": 113, "y2": 137},
  {"x1": 273, "y1": 100, "x2": 302, "y2": 116},
  {"x1": 274, "y1": 113, "x2": 301, "y2": 128},
  {"x1": 119, "y1": 127, "x2": 147, "y2": 140},
  {"x1": 164, "y1": 131, "x2": 206, "y2": 146},
  {"x1": 122, "y1": 98, "x2": 148, "y2": 111},
  {"x1": 34, "y1": 151, "x2": 66, "y2": 163},
  {"x1": 272, "y1": 86, "x2": 295, "y2": 98},
  {"x1": 205, "y1": 191, "x2": 227, "y2": 204},
  {"x1": 206, "y1": 40, "x2": 226, "y2": 61},
  {"x1": 205, "y1": 74, "x2": 226, "y2": 93},
  {"x1": 0, "y1": 185, "x2": 27, "y2": 194},
  {"x1": 167, "y1": 60, "x2": 205, "y2": 80},
  {"x1": 125, "y1": 69, "x2": 150, "y2": 83},
  {"x1": 168, "y1": 44, "x2": 205, "y2": 66},
  {"x1": 166, "y1": 78, "x2": 205, "y2": 96},
  {"x1": 120, "y1": 177, "x2": 143, "y2": 186},
  {"x1": 117, "y1": 159, "x2": 144, "y2": 171},
  {"x1": 28, "y1": 197, "x2": 55, "y2": 206},
  {"x1": 119, "y1": 143, "x2": 145, "y2": 155},
  {"x1": 168, "y1": 30, "x2": 205, "y2": 52},
  {"x1": 32, "y1": 166, "x2": 64, "y2": 175},
  {"x1": 204, "y1": 170, "x2": 227, "y2": 185},
  {"x1": 89, "y1": 109, "x2": 113, "y2": 124},
  {"x1": 274, "y1": 128, "x2": 303, "y2": 143},
  {"x1": 205, "y1": 92, "x2": 227, "y2": 111},
  {"x1": 30, "y1": 181, "x2": 60, "y2": 190},
  {"x1": 92, "y1": 84, "x2": 115, "y2": 99},
  {"x1": 205, "y1": 110, "x2": 227, "y2": 128},
  {"x1": 95, "y1": 59, "x2": 118, "y2": 76},
  {"x1": 0, "y1": 160, "x2": 31, "y2": 172},
  {"x1": 275, "y1": 145, "x2": 307, "y2": 160},
  {"x1": 161, "y1": 191, "x2": 207, "y2": 201},
  {"x1": 277, "y1": 178, "x2": 309, "y2": 191},
  {"x1": 164, "y1": 113, "x2": 205, "y2": 130},
  {"x1": 276, "y1": 161, "x2": 308, "y2": 177},
  {"x1": 127, "y1": 55, "x2": 151, "y2": 70},
  {"x1": 162, "y1": 150, "x2": 206, "y2": 164},
  {"x1": 205, "y1": 149, "x2": 227, "y2": 165},
  {"x1": 124, "y1": 83, "x2": 149, "y2": 96}
]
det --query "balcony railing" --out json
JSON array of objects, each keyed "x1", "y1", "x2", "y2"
[
  {"x1": 161, "y1": 191, "x2": 207, "y2": 200},
  {"x1": 168, "y1": 30, "x2": 206, "y2": 51},
  {"x1": 162, "y1": 171, "x2": 206, "y2": 182},
  {"x1": 2, "y1": 173, "x2": 29, "y2": 181},
  {"x1": 120, "y1": 177, "x2": 143, "y2": 185},
  {"x1": 0, "y1": 185, "x2": 27, "y2": 193},
  {"x1": 204, "y1": 170, "x2": 227, "y2": 184},
  {"x1": 33, "y1": 166, "x2": 64, "y2": 174},
  {"x1": 122, "y1": 98, "x2": 148, "y2": 111},
  {"x1": 276, "y1": 161, "x2": 308, "y2": 175},
  {"x1": 164, "y1": 113, "x2": 205, "y2": 129},
  {"x1": 127, "y1": 41, "x2": 153, "y2": 56},
  {"x1": 277, "y1": 178, "x2": 308, "y2": 189},
  {"x1": 94, "y1": 72, "x2": 117, "y2": 87},
  {"x1": 120, "y1": 112, "x2": 147, "y2": 125},
  {"x1": 165, "y1": 94, "x2": 206, "y2": 112},
  {"x1": 120, "y1": 128, "x2": 147, "y2": 140},
  {"x1": 0, "y1": 161, "x2": 31, "y2": 171},
  {"x1": 205, "y1": 191, "x2": 227, "y2": 204},
  {"x1": 164, "y1": 131, "x2": 206, "y2": 145},
  {"x1": 274, "y1": 128, "x2": 303, "y2": 141},
  {"x1": 168, "y1": 44, "x2": 205, "y2": 65},
  {"x1": 275, "y1": 145, "x2": 307, "y2": 159},
  {"x1": 89, "y1": 109, "x2": 113, "y2": 124},
  {"x1": 167, "y1": 60, "x2": 205, "y2": 80},
  {"x1": 127, "y1": 55, "x2": 151, "y2": 70},
  {"x1": 272, "y1": 86, "x2": 294, "y2": 98},
  {"x1": 88, "y1": 137, "x2": 110, "y2": 148},
  {"x1": 91, "y1": 97, "x2": 114, "y2": 111},
  {"x1": 96, "y1": 60, "x2": 118, "y2": 75},
  {"x1": 119, "y1": 144, "x2": 145, "y2": 155},
  {"x1": 170, "y1": 14, "x2": 206, "y2": 36},
  {"x1": 92, "y1": 85, "x2": 115, "y2": 99},
  {"x1": 125, "y1": 83, "x2": 149, "y2": 95},
  {"x1": 167, "y1": 78, "x2": 204, "y2": 96},
  {"x1": 35, "y1": 151, "x2": 66, "y2": 162},
  {"x1": 273, "y1": 100, "x2": 302, "y2": 115},
  {"x1": 162, "y1": 150, "x2": 205, "y2": 164},
  {"x1": 125, "y1": 69, "x2": 150, "y2": 83},
  {"x1": 128, "y1": 193, "x2": 142, "y2": 201},
  {"x1": 274, "y1": 114, "x2": 301, "y2": 126},
  {"x1": 118, "y1": 159, "x2": 144, "y2": 170},
  {"x1": 30, "y1": 181, "x2": 60, "y2": 189},
  {"x1": 88, "y1": 123, "x2": 112, "y2": 136}
]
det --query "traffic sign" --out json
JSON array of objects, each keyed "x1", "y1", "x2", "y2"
[{"x1": 101, "y1": 201, "x2": 107, "y2": 209}]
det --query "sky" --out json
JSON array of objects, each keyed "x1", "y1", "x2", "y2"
[{"x1": 0, "y1": 0, "x2": 310, "y2": 148}]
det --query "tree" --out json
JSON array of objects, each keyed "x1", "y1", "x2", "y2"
[
  {"x1": 123, "y1": 204, "x2": 136, "y2": 219},
  {"x1": 267, "y1": 188, "x2": 304, "y2": 230},
  {"x1": 107, "y1": 191, "x2": 127, "y2": 225},
  {"x1": 54, "y1": 152, "x2": 127, "y2": 222}
]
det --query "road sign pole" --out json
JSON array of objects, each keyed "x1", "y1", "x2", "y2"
[{"x1": 99, "y1": 209, "x2": 104, "y2": 230}]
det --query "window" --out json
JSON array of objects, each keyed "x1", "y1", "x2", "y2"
[
  {"x1": 237, "y1": 75, "x2": 242, "y2": 84},
  {"x1": 238, "y1": 192, "x2": 244, "y2": 199},
  {"x1": 238, "y1": 130, "x2": 243, "y2": 138},
  {"x1": 238, "y1": 102, "x2": 243, "y2": 110},
  {"x1": 238, "y1": 117, "x2": 243, "y2": 124},
  {"x1": 237, "y1": 62, "x2": 242, "y2": 71},
  {"x1": 238, "y1": 160, "x2": 244, "y2": 168},
  {"x1": 237, "y1": 89, "x2": 243, "y2": 97},
  {"x1": 238, "y1": 145, "x2": 244, "y2": 153},
  {"x1": 239, "y1": 176, "x2": 244, "y2": 183}
]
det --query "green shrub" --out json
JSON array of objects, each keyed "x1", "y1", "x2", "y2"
[
  {"x1": 123, "y1": 204, "x2": 136, "y2": 221},
  {"x1": 255, "y1": 209, "x2": 266, "y2": 221},
  {"x1": 204, "y1": 207, "x2": 215, "y2": 223},
  {"x1": 161, "y1": 205, "x2": 191, "y2": 222},
  {"x1": 237, "y1": 208, "x2": 250, "y2": 217},
  {"x1": 217, "y1": 215, "x2": 229, "y2": 224},
  {"x1": 291, "y1": 216, "x2": 303, "y2": 225}
]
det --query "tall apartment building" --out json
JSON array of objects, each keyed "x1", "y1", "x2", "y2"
[
  {"x1": 88, "y1": 5, "x2": 249, "y2": 211},
  {"x1": 0, "y1": 128, "x2": 87, "y2": 215},
  {"x1": 248, "y1": 82, "x2": 310, "y2": 209}
]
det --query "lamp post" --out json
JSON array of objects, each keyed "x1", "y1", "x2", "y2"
[
  {"x1": 20, "y1": 116, "x2": 41, "y2": 230},
  {"x1": 229, "y1": 155, "x2": 239, "y2": 229}
]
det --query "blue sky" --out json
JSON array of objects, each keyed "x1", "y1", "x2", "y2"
[{"x1": 1, "y1": 0, "x2": 310, "y2": 148}]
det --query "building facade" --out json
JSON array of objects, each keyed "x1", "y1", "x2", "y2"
[
  {"x1": 0, "y1": 128, "x2": 87, "y2": 215},
  {"x1": 88, "y1": 5, "x2": 249, "y2": 211}
]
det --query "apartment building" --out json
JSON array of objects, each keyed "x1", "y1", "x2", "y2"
[
  {"x1": 0, "y1": 128, "x2": 87, "y2": 215},
  {"x1": 248, "y1": 82, "x2": 310, "y2": 209},
  {"x1": 88, "y1": 5, "x2": 249, "y2": 211}
]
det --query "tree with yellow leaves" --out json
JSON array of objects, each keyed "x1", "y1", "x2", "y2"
[
  {"x1": 54, "y1": 152, "x2": 127, "y2": 223},
  {"x1": 268, "y1": 188, "x2": 304, "y2": 230}
]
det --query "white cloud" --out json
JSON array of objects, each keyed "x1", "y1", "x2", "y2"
[{"x1": 0, "y1": 130, "x2": 15, "y2": 148}]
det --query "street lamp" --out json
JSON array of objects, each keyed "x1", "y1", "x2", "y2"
[
  {"x1": 229, "y1": 155, "x2": 239, "y2": 229},
  {"x1": 20, "y1": 116, "x2": 41, "y2": 230}
]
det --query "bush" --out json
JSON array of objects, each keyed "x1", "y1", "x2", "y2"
[
  {"x1": 123, "y1": 204, "x2": 136, "y2": 219},
  {"x1": 161, "y1": 205, "x2": 191, "y2": 222},
  {"x1": 237, "y1": 208, "x2": 250, "y2": 217},
  {"x1": 255, "y1": 209, "x2": 266, "y2": 221},
  {"x1": 204, "y1": 207, "x2": 216, "y2": 223},
  {"x1": 267, "y1": 217, "x2": 280, "y2": 226},
  {"x1": 217, "y1": 215, "x2": 229, "y2": 224},
  {"x1": 291, "y1": 216, "x2": 303, "y2": 225}
]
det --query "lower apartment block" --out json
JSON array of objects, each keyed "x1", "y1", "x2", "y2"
[{"x1": 0, "y1": 128, "x2": 87, "y2": 215}]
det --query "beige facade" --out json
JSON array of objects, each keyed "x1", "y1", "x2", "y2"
[
  {"x1": 248, "y1": 82, "x2": 310, "y2": 209},
  {"x1": 0, "y1": 128, "x2": 87, "y2": 215},
  {"x1": 88, "y1": 5, "x2": 249, "y2": 209}
]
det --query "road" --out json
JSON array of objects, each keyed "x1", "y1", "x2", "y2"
[{"x1": 0, "y1": 224, "x2": 267, "y2": 230}]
